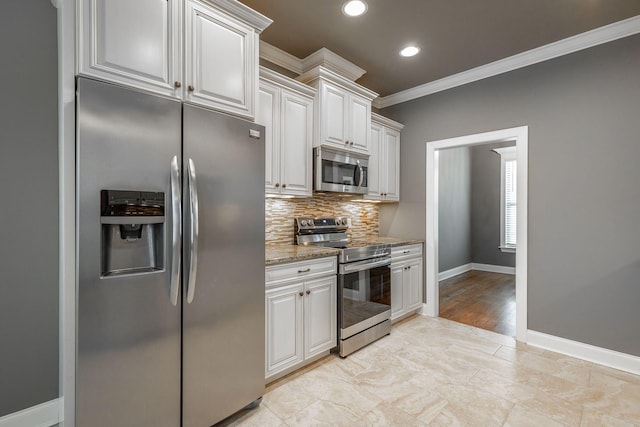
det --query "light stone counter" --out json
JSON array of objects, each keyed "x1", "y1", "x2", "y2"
[{"x1": 265, "y1": 244, "x2": 340, "y2": 266}]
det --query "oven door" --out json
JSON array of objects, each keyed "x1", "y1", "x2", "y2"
[
  {"x1": 339, "y1": 257, "x2": 391, "y2": 339},
  {"x1": 315, "y1": 147, "x2": 368, "y2": 194}
]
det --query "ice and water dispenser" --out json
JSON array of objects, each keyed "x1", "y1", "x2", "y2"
[{"x1": 100, "y1": 190, "x2": 165, "y2": 277}]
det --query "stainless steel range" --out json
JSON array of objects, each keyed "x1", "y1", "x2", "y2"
[{"x1": 295, "y1": 217, "x2": 391, "y2": 357}]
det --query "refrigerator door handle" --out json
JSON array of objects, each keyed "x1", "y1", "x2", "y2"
[
  {"x1": 169, "y1": 155, "x2": 181, "y2": 306},
  {"x1": 186, "y1": 158, "x2": 199, "y2": 304}
]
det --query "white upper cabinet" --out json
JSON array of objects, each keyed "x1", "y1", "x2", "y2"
[
  {"x1": 78, "y1": 0, "x2": 271, "y2": 119},
  {"x1": 365, "y1": 113, "x2": 404, "y2": 202},
  {"x1": 258, "y1": 68, "x2": 315, "y2": 197},
  {"x1": 297, "y1": 67, "x2": 377, "y2": 156},
  {"x1": 78, "y1": 0, "x2": 181, "y2": 97}
]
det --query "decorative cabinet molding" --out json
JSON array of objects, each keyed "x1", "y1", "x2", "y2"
[
  {"x1": 258, "y1": 67, "x2": 316, "y2": 197},
  {"x1": 265, "y1": 257, "x2": 337, "y2": 381},
  {"x1": 78, "y1": 0, "x2": 271, "y2": 119},
  {"x1": 297, "y1": 66, "x2": 378, "y2": 156},
  {"x1": 366, "y1": 113, "x2": 404, "y2": 202},
  {"x1": 390, "y1": 244, "x2": 423, "y2": 321}
]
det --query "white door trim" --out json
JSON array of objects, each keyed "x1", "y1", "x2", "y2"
[{"x1": 425, "y1": 126, "x2": 529, "y2": 341}]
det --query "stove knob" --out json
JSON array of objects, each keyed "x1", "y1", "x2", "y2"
[
  {"x1": 338, "y1": 218, "x2": 344, "y2": 225},
  {"x1": 300, "y1": 220, "x2": 308, "y2": 226},
  {"x1": 308, "y1": 219, "x2": 314, "y2": 226}
]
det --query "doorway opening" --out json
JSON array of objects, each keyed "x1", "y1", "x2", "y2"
[{"x1": 424, "y1": 126, "x2": 528, "y2": 342}]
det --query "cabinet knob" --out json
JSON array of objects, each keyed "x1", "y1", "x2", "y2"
[
  {"x1": 299, "y1": 292, "x2": 304, "y2": 297},
  {"x1": 350, "y1": 141, "x2": 354, "y2": 145},
  {"x1": 188, "y1": 85, "x2": 195, "y2": 92},
  {"x1": 174, "y1": 81, "x2": 182, "y2": 88},
  {"x1": 306, "y1": 290, "x2": 311, "y2": 295},
  {"x1": 275, "y1": 183, "x2": 280, "y2": 188},
  {"x1": 282, "y1": 184, "x2": 287, "y2": 188}
]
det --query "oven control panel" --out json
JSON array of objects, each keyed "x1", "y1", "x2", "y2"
[{"x1": 295, "y1": 217, "x2": 351, "y2": 230}]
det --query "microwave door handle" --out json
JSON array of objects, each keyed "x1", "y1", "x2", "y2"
[
  {"x1": 186, "y1": 158, "x2": 199, "y2": 304},
  {"x1": 169, "y1": 156, "x2": 181, "y2": 306},
  {"x1": 356, "y1": 160, "x2": 364, "y2": 188}
]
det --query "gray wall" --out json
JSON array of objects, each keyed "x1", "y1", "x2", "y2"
[
  {"x1": 470, "y1": 141, "x2": 516, "y2": 267},
  {"x1": 380, "y1": 34, "x2": 640, "y2": 356},
  {"x1": 0, "y1": 0, "x2": 59, "y2": 416},
  {"x1": 438, "y1": 147, "x2": 472, "y2": 271}
]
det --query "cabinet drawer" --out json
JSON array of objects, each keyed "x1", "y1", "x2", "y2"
[
  {"x1": 391, "y1": 244, "x2": 423, "y2": 262},
  {"x1": 266, "y1": 256, "x2": 337, "y2": 287}
]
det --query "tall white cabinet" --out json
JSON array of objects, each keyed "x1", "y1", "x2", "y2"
[
  {"x1": 78, "y1": 0, "x2": 271, "y2": 119},
  {"x1": 257, "y1": 67, "x2": 315, "y2": 197},
  {"x1": 366, "y1": 113, "x2": 403, "y2": 202},
  {"x1": 297, "y1": 66, "x2": 378, "y2": 156}
]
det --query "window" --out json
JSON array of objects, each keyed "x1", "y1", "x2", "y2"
[{"x1": 494, "y1": 146, "x2": 517, "y2": 252}]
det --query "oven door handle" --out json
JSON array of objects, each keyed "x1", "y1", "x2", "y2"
[{"x1": 340, "y1": 257, "x2": 391, "y2": 274}]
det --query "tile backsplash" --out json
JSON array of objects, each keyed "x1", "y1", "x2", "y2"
[{"x1": 266, "y1": 193, "x2": 379, "y2": 245}]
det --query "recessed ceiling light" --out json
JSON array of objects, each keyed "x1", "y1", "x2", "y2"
[
  {"x1": 400, "y1": 46, "x2": 420, "y2": 57},
  {"x1": 342, "y1": 0, "x2": 368, "y2": 17}
]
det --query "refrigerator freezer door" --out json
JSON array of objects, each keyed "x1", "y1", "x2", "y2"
[
  {"x1": 77, "y1": 78, "x2": 182, "y2": 427},
  {"x1": 182, "y1": 104, "x2": 266, "y2": 427}
]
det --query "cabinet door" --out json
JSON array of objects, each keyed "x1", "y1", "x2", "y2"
[
  {"x1": 257, "y1": 81, "x2": 280, "y2": 194},
  {"x1": 390, "y1": 264, "x2": 406, "y2": 320},
  {"x1": 383, "y1": 127, "x2": 401, "y2": 201},
  {"x1": 304, "y1": 276, "x2": 337, "y2": 358},
  {"x1": 185, "y1": 0, "x2": 256, "y2": 119},
  {"x1": 349, "y1": 94, "x2": 371, "y2": 154},
  {"x1": 406, "y1": 259, "x2": 423, "y2": 312},
  {"x1": 79, "y1": 0, "x2": 181, "y2": 97},
  {"x1": 320, "y1": 81, "x2": 348, "y2": 148},
  {"x1": 266, "y1": 283, "x2": 304, "y2": 378},
  {"x1": 366, "y1": 123, "x2": 383, "y2": 199},
  {"x1": 280, "y1": 90, "x2": 313, "y2": 196}
]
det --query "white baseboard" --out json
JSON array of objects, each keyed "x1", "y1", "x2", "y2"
[
  {"x1": 528, "y1": 330, "x2": 640, "y2": 376},
  {"x1": 471, "y1": 263, "x2": 516, "y2": 275},
  {"x1": 438, "y1": 263, "x2": 515, "y2": 281},
  {"x1": 0, "y1": 398, "x2": 60, "y2": 427},
  {"x1": 438, "y1": 263, "x2": 472, "y2": 281}
]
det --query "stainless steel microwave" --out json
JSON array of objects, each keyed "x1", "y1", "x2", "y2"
[{"x1": 314, "y1": 146, "x2": 368, "y2": 194}]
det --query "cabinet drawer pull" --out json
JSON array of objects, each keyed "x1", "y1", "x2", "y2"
[
  {"x1": 297, "y1": 268, "x2": 311, "y2": 273},
  {"x1": 403, "y1": 250, "x2": 411, "y2": 254}
]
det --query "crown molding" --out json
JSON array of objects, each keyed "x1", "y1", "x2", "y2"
[
  {"x1": 259, "y1": 66, "x2": 317, "y2": 97},
  {"x1": 371, "y1": 112, "x2": 404, "y2": 130},
  {"x1": 300, "y1": 48, "x2": 366, "y2": 81},
  {"x1": 297, "y1": 66, "x2": 378, "y2": 100},
  {"x1": 259, "y1": 43, "x2": 367, "y2": 82},
  {"x1": 375, "y1": 15, "x2": 640, "y2": 109},
  {"x1": 259, "y1": 41, "x2": 304, "y2": 75},
  {"x1": 204, "y1": 0, "x2": 273, "y2": 33}
]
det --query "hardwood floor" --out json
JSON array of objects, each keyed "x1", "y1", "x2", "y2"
[{"x1": 439, "y1": 270, "x2": 515, "y2": 337}]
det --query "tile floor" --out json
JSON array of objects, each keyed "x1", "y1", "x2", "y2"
[{"x1": 218, "y1": 315, "x2": 640, "y2": 426}]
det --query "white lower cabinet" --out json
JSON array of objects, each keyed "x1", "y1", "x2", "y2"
[
  {"x1": 265, "y1": 257, "x2": 337, "y2": 381},
  {"x1": 390, "y1": 244, "x2": 424, "y2": 322}
]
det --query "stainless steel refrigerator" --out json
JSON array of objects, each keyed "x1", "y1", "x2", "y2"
[{"x1": 76, "y1": 77, "x2": 265, "y2": 426}]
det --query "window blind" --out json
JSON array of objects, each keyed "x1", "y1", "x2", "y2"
[{"x1": 504, "y1": 159, "x2": 517, "y2": 246}]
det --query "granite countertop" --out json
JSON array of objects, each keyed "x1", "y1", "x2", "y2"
[
  {"x1": 351, "y1": 236, "x2": 424, "y2": 247},
  {"x1": 265, "y1": 237, "x2": 423, "y2": 266},
  {"x1": 265, "y1": 245, "x2": 340, "y2": 266}
]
